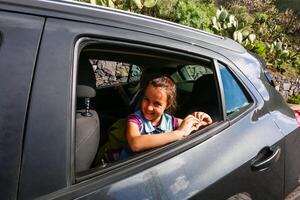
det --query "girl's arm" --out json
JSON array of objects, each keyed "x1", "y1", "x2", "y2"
[{"x1": 127, "y1": 114, "x2": 202, "y2": 152}]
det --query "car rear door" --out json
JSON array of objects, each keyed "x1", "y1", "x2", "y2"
[{"x1": 35, "y1": 18, "x2": 285, "y2": 200}]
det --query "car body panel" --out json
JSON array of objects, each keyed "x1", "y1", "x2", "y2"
[
  {"x1": 33, "y1": 17, "x2": 285, "y2": 200},
  {"x1": 18, "y1": 18, "x2": 76, "y2": 199},
  {"x1": 0, "y1": 11, "x2": 44, "y2": 200},
  {"x1": 0, "y1": 0, "x2": 299, "y2": 200},
  {"x1": 227, "y1": 51, "x2": 300, "y2": 197},
  {"x1": 219, "y1": 48, "x2": 300, "y2": 197},
  {"x1": 44, "y1": 107, "x2": 285, "y2": 200},
  {"x1": 284, "y1": 128, "x2": 300, "y2": 196}
]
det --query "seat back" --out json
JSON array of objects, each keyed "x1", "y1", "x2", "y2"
[
  {"x1": 76, "y1": 108, "x2": 99, "y2": 172},
  {"x1": 189, "y1": 74, "x2": 220, "y2": 120},
  {"x1": 75, "y1": 56, "x2": 100, "y2": 172}
]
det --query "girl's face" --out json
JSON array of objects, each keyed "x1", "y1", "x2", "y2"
[{"x1": 141, "y1": 84, "x2": 168, "y2": 126}]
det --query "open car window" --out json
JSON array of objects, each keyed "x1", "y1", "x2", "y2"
[{"x1": 74, "y1": 39, "x2": 223, "y2": 179}]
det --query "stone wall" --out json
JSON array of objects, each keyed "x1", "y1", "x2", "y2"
[
  {"x1": 90, "y1": 60, "x2": 131, "y2": 88},
  {"x1": 90, "y1": 59, "x2": 299, "y2": 100},
  {"x1": 272, "y1": 74, "x2": 300, "y2": 100}
]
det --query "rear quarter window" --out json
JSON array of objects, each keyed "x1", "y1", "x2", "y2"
[{"x1": 218, "y1": 62, "x2": 251, "y2": 116}]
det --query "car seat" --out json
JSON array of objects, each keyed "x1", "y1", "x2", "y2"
[
  {"x1": 75, "y1": 56, "x2": 100, "y2": 172},
  {"x1": 189, "y1": 74, "x2": 220, "y2": 121}
]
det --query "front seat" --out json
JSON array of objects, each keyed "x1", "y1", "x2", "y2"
[
  {"x1": 189, "y1": 74, "x2": 220, "y2": 121},
  {"x1": 75, "y1": 56, "x2": 100, "y2": 172}
]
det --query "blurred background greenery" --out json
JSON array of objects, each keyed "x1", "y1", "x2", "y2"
[
  {"x1": 276, "y1": 0, "x2": 300, "y2": 15},
  {"x1": 76, "y1": 0, "x2": 300, "y2": 102}
]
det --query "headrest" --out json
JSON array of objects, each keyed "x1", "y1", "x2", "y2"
[
  {"x1": 77, "y1": 85, "x2": 96, "y2": 98},
  {"x1": 139, "y1": 67, "x2": 175, "y2": 89},
  {"x1": 77, "y1": 55, "x2": 96, "y2": 89},
  {"x1": 192, "y1": 74, "x2": 217, "y2": 103}
]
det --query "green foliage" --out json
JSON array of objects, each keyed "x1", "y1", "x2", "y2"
[
  {"x1": 78, "y1": 0, "x2": 158, "y2": 12},
  {"x1": 96, "y1": 0, "x2": 115, "y2": 8},
  {"x1": 211, "y1": 7, "x2": 257, "y2": 46},
  {"x1": 211, "y1": 7, "x2": 237, "y2": 38},
  {"x1": 144, "y1": 0, "x2": 157, "y2": 8},
  {"x1": 228, "y1": 5, "x2": 255, "y2": 26},
  {"x1": 294, "y1": 57, "x2": 300, "y2": 71},
  {"x1": 74, "y1": 0, "x2": 300, "y2": 76},
  {"x1": 155, "y1": 0, "x2": 178, "y2": 20},
  {"x1": 77, "y1": 0, "x2": 91, "y2": 3},
  {"x1": 288, "y1": 94, "x2": 300, "y2": 104},
  {"x1": 197, "y1": 0, "x2": 216, "y2": 3},
  {"x1": 245, "y1": 41, "x2": 267, "y2": 58},
  {"x1": 276, "y1": 0, "x2": 300, "y2": 17},
  {"x1": 222, "y1": 0, "x2": 300, "y2": 75},
  {"x1": 175, "y1": 0, "x2": 216, "y2": 32},
  {"x1": 255, "y1": 12, "x2": 268, "y2": 23},
  {"x1": 277, "y1": 9, "x2": 300, "y2": 35}
]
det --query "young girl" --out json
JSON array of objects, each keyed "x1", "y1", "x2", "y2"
[{"x1": 120, "y1": 76, "x2": 212, "y2": 159}]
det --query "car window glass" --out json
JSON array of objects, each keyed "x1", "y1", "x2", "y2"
[
  {"x1": 218, "y1": 63, "x2": 250, "y2": 115},
  {"x1": 177, "y1": 64, "x2": 220, "y2": 121},
  {"x1": 180, "y1": 64, "x2": 213, "y2": 80},
  {"x1": 89, "y1": 59, "x2": 141, "y2": 88},
  {"x1": 128, "y1": 64, "x2": 142, "y2": 82}
]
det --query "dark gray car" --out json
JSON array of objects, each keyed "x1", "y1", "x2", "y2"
[{"x1": 0, "y1": 0, "x2": 299, "y2": 199}]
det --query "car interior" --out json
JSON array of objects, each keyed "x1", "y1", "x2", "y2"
[{"x1": 75, "y1": 42, "x2": 222, "y2": 173}]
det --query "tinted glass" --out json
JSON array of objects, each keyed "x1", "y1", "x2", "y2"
[
  {"x1": 219, "y1": 63, "x2": 249, "y2": 115},
  {"x1": 128, "y1": 64, "x2": 142, "y2": 82},
  {"x1": 178, "y1": 64, "x2": 220, "y2": 121},
  {"x1": 182, "y1": 64, "x2": 213, "y2": 80},
  {"x1": 89, "y1": 59, "x2": 141, "y2": 88}
]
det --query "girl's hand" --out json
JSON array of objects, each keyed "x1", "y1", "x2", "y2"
[
  {"x1": 175, "y1": 112, "x2": 213, "y2": 140},
  {"x1": 176, "y1": 115, "x2": 201, "y2": 139},
  {"x1": 191, "y1": 112, "x2": 213, "y2": 126}
]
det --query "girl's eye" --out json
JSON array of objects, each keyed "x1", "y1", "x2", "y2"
[
  {"x1": 143, "y1": 97, "x2": 149, "y2": 102},
  {"x1": 154, "y1": 102, "x2": 161, "y2": 107}
]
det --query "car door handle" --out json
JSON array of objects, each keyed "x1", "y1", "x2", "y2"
[{"x1": 251, "y1": 146, "x2": 281, "y2": 171}]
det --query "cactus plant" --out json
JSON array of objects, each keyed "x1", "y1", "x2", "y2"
[
  {"x1": 143, "y1": 0, "x2": 157, "y2": 8},
  {"x1": 79, "y1": 0, "x2": 157, "y2": 11},
  {"x1": 211, "y1": 7, "x2": 256, "y2": 44}
]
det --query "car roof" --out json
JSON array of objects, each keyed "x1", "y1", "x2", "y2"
[{"x1": 0, "y1": 0, "x2": 246, "y2": 54}]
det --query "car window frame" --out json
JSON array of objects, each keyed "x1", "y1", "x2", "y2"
[{"x1": 72, "y1": 37, "x2": 232, "y2": 183}]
